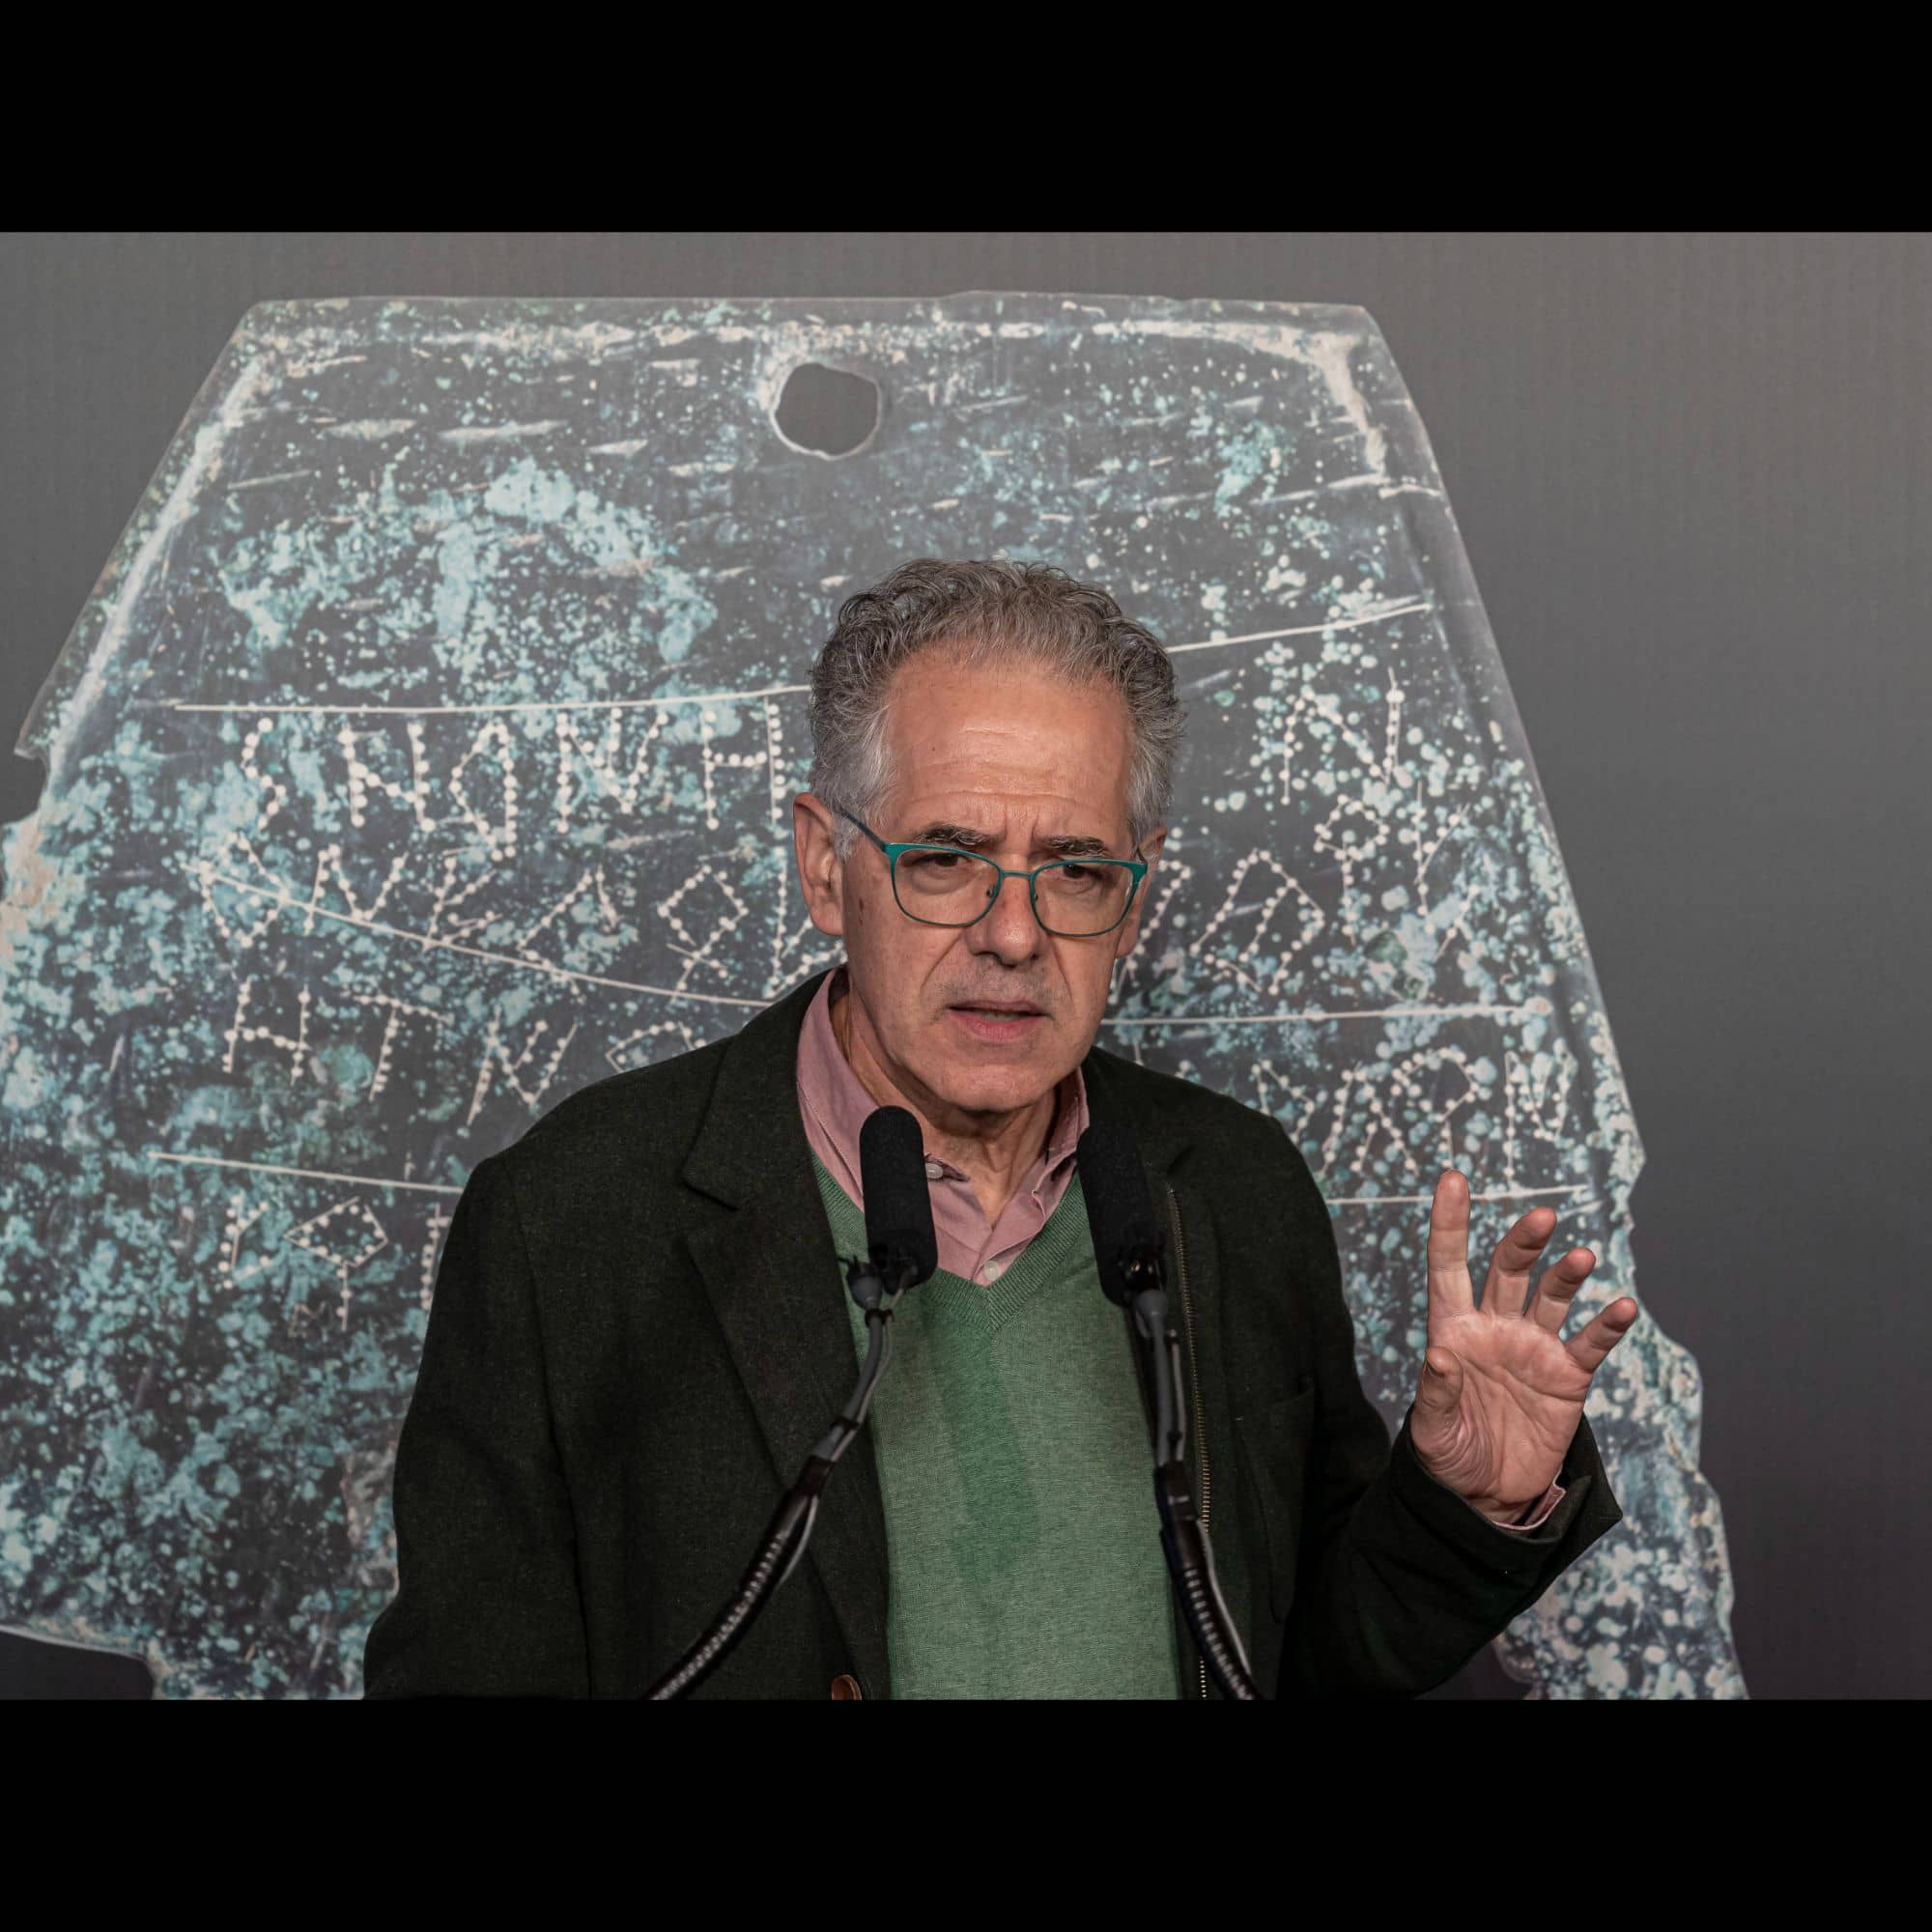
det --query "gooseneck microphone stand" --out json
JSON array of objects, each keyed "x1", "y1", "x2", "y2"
[
  {"x1": 643, "y1": 1106, "x2": 935, "y2": 1699},
  {"x1": 1078, "y1": 1119, "x2": 1261, "y2": 1700}
]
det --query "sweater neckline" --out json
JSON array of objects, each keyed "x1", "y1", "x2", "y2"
[{"x1": 810, "y1": 1150, "x2": 1095, "y2": 1340}]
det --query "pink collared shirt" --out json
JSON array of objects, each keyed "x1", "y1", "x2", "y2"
[
  {"x1": 792, "y1": 960, "x2": 1562, "y2": 1533},
  {"x1": 795, "y1": 963, "x2": 1087, "y2": 1287}
]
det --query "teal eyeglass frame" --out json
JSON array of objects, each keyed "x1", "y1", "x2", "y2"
[{"x1": 838, "y1": 808, "x2": 1150, "y2": 937}]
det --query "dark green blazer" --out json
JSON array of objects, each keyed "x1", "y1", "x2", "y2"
[{"x1": 362, "y1": 965, "x2": 1623, "y2": 1700}]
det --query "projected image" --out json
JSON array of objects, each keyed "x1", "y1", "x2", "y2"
[{"x1": 0, "y1": 294, "x2": 1743, "y2": 1697}]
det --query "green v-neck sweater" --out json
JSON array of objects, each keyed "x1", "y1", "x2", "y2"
[{"x1": 810, "y1": 1151, "x2": 1183, "y2": 1699}]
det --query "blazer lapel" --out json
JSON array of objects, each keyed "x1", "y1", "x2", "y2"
[{"x1": 680, "y1": 968, "x2": 892, "y2": 1695}]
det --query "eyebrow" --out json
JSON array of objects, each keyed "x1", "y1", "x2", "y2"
[{"x1": 904, "y1": 822, "x2": 1120, "y2": 861}]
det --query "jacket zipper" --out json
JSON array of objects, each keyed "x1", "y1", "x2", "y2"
[{"x1": 1166, "y1": 1181, "x2": 1209, "y2": 1702}]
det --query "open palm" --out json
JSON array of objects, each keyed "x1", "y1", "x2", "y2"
[{"x1": 1409, "y1": 1169, "x2": 1639, "y2": 1520}]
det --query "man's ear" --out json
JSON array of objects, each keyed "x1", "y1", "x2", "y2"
[
  {"x1": 793, "y1": 792, "x2": 846, "y2": 939},
  {"x1": 1113, "y1": 825, "x2": 1167, "y2": 963}
]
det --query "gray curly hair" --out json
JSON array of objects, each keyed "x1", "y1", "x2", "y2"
[{"x1": 807, "y1": 557, "x2": 1186, "y2": 861}]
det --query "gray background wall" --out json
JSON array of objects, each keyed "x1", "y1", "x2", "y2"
[{"x1": 1, "y1": 232, "x2": 1920, "y2": 1699}]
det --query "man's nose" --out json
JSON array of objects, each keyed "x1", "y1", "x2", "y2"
[{"x1": 967, "y1": 869, "x2": 1044, "y2": 961}]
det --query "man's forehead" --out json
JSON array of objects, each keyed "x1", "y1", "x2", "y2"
[
  {"x1": 882, "y1": 654, "x2": 1134, "y2": 752},
  {"x1": 875, "y1": 660, "x2": 1136, "y2": 846}
]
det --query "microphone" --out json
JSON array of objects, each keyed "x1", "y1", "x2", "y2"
[
  {"x1": 859, "y1": 1105, "x2": 938, "y2": 1297},
  {"x1": 1075, "y1": 1117, "x2": 1165, "y2": 1307}
]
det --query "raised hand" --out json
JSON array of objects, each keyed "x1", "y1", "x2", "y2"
[{"x1": 1409, "y1": 1169, "x2": 1638, "y2": 1523}]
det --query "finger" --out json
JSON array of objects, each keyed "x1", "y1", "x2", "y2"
[
  {"x1": 1528, "y1": 1247, "x2": 1597, "y2": 1335},
  {"x1": 1426, "y1": 1169, "x2": 1475, "y2": 1317},
  {"x1": 1564, "y1": 1297, "x2": 1640, "y2": 1376},
  {"x1": 1481, "y1": 1202, "x2": 1558, "y2": 1320}
]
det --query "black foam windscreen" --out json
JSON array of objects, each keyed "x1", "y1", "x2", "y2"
[
  {"x1": 1076, "y1": 1117, "x2": 1163, "y2": 1308},
  {"x1": 859, "y1": 1105, "x2": 938, "y2": 1287}
]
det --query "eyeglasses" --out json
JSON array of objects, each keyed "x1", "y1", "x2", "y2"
[{"x1": 838, "y1": 809, "x2": 1150, "y2": 938}]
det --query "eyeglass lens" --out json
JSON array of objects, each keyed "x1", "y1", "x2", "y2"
[{"x1": 893, "y1": 848, "x2": 1134, "y2": 935}]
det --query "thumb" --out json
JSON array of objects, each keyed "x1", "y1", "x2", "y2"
[{"x1": 1418, "y1": 1349, "x2": 1462, "y2": 1413}]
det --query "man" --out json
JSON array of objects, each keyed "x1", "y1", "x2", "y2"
[{"x1": 363, "y1": 557, "x2": 1633, "y2": 1700}]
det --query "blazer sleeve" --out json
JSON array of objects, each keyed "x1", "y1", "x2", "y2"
[
  {"x1": 1271, "y1": 1122, "x2": 1625, "y2": 1699},
  {"x1": 361, "y1": 1150, "x2": 591, "y2": 1698}
]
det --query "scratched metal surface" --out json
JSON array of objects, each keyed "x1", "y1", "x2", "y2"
[{"x1": 0, "y1": 294, "x2": 1745, "y2": 1698}]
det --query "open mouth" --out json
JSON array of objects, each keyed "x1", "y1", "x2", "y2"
[{"x1": 950, "y1": 1003, "x2": 1044, "y2": 1035}]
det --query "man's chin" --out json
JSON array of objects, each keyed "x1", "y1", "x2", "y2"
[{"x1": 926, "y1": 1053, "x2": 1058, "y2": 1116}]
